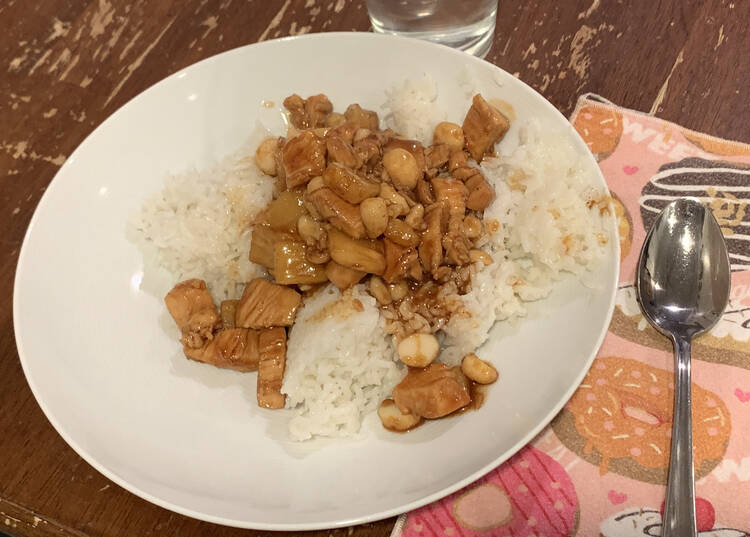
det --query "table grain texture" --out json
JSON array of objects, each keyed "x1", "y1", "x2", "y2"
[{"x1": 1, "y1": 0, "x2": 748, "y2": 535}]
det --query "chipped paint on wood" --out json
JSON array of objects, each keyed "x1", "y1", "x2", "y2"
[{"x1": 649, "y1": 47, "x2": 685, "y2": 115}]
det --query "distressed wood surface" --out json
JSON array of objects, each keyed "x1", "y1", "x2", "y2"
[{"x1": 1, "y1": 0, "x2": 748, "y2": 535}]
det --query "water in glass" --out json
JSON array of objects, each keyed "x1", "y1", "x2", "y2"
[{"x1": 366, "y1": 0, "x2": 498, "y2": 58}]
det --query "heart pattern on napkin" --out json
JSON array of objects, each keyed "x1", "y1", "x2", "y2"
[{"x1": 608, "y1": 490, "x2": 628, "y2": 505}]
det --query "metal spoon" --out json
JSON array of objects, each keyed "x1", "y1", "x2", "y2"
[{"x1": 636, "y1": 198, "x2": 730, "y2": 537}]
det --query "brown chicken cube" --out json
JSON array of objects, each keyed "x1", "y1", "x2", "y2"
[
  {"x1": 418, "y1": 204, "x2": 445, "y2": 275},
  {"x1": 322, "y1": 163, "x2": 380, "y2": 204},
  {"x1": 184, "y1": 328, "x2": 260, "y2": 372},
  {"x1": 282, "y1": 131, "x2": 327, "y2": 189},
  {"x1": 416, "y1": 179, "x2": 435, "y2": 206},
  {"x1": 443, "y1": 228, "x2": 472, "y2": 266},
  {"x1": 448, "y1": 150, "x2": 469, "y2": 172},
  {"x1": 283, "y1": 93, "x2": 333, "y2": 129},
  {"x1": 236, "y1": 278, "x2": 301, "y2": 329},
  {"x1": 383, "y1": 238, "x2": 418, "y2": 283},
  {"x1": 424, "y1": 144, "x2": 451, "y2": 177},
  {"x1": 164, "y1": 279, "x2": 221, "y2": 349},
  {"x1": 431, "y1": 177, "x2": 468, "y2": 218},
  {"x1": 326, "y1": 122, "x2": 359, "y2": 144},
  {"x1": 326, "y1": 136, "x2": 362, "y2": 169},
  {"x1": 257, "y1": 327, "x2": 287, "y2": 409},
  {"x1": 344, "y1": 103, "x2": 379, "y2": 130},
  {"x1": 465, "y1": 174, "x2": 495, "y2": 211},
  {"x1": 392, "y1": 363, "x2": 471, "y2": 419},
  {"x1": 462, "y1": 94, "x2": 510, "y2": 162},
  {"x1": 307, "y1": 187, "x2": 366, "y2": 239},
  {"x1": 220, "y1": 300, "x2": 238, "y2": 329},
  {"x1": 325, "y1": 261, "x2": 366, "y2": 290}
]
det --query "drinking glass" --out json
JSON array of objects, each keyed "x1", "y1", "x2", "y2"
[{"x1": 365, "y1": 0, "x2": 498, "y2": 58}]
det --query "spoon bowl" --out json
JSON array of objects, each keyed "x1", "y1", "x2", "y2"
[
  {"x1": 636, "y1": 197, "x2": 730, "y2": 537},
  {"x1": 638, "y1": 198, "x2": 730, "y2": 338}
]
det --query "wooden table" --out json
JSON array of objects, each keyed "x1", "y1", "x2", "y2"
[{"x1": 1, "y1": 1, "x2": 747, "y2": 535}]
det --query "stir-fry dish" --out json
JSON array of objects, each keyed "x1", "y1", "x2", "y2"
[{"x1": 165, "y1": 92, "x2": 510, "y2": 431}]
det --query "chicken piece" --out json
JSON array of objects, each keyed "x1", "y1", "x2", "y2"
[
  {"x1": 353, "y1": 134, "x2": 382, "y2": 170},
  {"x1": 465, "y1": 173, "x2": 495, "y2": 211},
  {"x1": 442, "y1": 227, "x2": 472, "y2": 266},
  {"x1": 418, "y1": 204, "x2": 445, "y2": 275},
  {"x1": 448, "y1": 150, "x2": 469, "y2": 172},
  {"x1": 462, "y1": 94, "x2": 510, "y2": 162},
  {"x1": 283, "y1": 93, "x2": 333, "y2": 129},
  {"x1": 220, "y1": 300, "x2": 238, "y2": 329},
  {"x1": 307, "y1": 187, "x2": 366, "y2": 239},
  {"x1": 392, "y1": 363, "x2": 471, "y2": 419},
  {"x1": 273, "y1": 137, "x2": 287, "y2": 191},
  {"x1": 384, "y1": 138, "x2": 425, "y2": 175},
  {"x1": 383, "y1": 238, "x2": 418, "y2": 283},
  {"x1": 184, "y1": 328, "x2": 260, "y2": 372},
  {"x1": 164, "y1": 279, "x2": 221, "y2": 349},
  {"x1": 282, "y1": 131, "x2": 327, "y2": 189},
  {"x1": 257, "y1": 327, "x2": 287, "y2": 409},
  {"x1": 322, "y1": 163, "x2": 380, "y2": 204},
  {"x1": 344, "y1": 103, "x2": 379, "y2": 130},
  {"x1": 424, "y1": 143, "x2": 451, "y2": 178},
  {"x1": 416, "y1": 179, "x2": 435, "y2": 206},
  {"x1": 451, "y1": 165, "x2": 482, "y2": 183},
  {"x1": 325, "y1": 260, "x2": 366, "y2": 290},
  {"x1": 431, "y1": 177, "x2": 468, "y2": 218},
  {"x1": 326, "y1": 121, "x2": 358, "y2": 144},
  {"x1": 236, "y1": 278, "x2": 301, "y2": 329},
  {"x1": 326, "y1": 136, "x2": 362, "y2": 169}
]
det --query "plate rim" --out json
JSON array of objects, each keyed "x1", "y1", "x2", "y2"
[{"x1": 13, "y1": 31, "x2": 619, "y2": 531}]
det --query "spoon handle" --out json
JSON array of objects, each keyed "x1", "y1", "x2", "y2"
[{"x1": 663, "y1": 336, "x2": 697, "y2": 537}]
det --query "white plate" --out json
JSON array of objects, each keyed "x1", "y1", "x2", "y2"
[{"x1": 14, "y1": 33, "x2": 618, "y2": 530}]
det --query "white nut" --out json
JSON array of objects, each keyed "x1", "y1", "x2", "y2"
[
  {"x1": 433, "y1": 122, "x2": 465, "y2": 152},
  {"x1": 369, "y1": 276, "x2": 392, "y2": 305},
  {"x1": 397, "y1": 333, "x2": 439, "y2": 367},
  {"x1": 389, "y1": 280, "x2": 409, "y2": 302},
  {"x1": 404, "y1": 203, "x2": 425, "y2": 229},
  {"x1": 378, "y1": 399, "x2": 422, "y2": 432},
  {"x1": 360, "y1": 197, "x2": 389, "y2": 238},
  {"x1": 461, "y1": 353, "x2": 498, "y2": 384},
  {"x1": 254, "y1": 138, "x2": 278, "y2": 176},
  {"x1": 469, "y1": 249, "x2": 493, "y2": 266},
  {"x1": 383, "y1": 148, "x2": 420, "y2": 190}
]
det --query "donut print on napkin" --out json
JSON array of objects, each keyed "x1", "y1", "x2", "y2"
[{"x1": 391, "y1": 96, "x2": 750, "y2": 537}]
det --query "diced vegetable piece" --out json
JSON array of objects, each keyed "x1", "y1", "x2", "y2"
[
  {"x1": 273, "y1": 240, "x2": 328, "y2": 285},
  {"x1": 249, "y1": 226, "x2": 277, "y2": 269},
  {"x1": 328, "y1": 228, "x2": 386, "y2": 275},
  {"x1": 264, "y1": 190, "x2": 306, "y2": 233}
]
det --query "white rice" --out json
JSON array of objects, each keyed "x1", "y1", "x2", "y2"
[
  {"x1": 440, "y1": 120, "x2": 610, "y2": 364},
  {"x1": 382, "y1": 75, "x2": 444, "y2": 145},
  {"x1": 283, "y1": 284, "x2": 403, "y2": 441},
  {"x1": 128, "y1": 134, "x2": 273, "y2": 300},
  {"x1": 131, "y1": 82, "x2": 611, "y2": 442}
]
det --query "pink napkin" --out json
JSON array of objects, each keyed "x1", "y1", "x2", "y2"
[{"x1": 391, "y1": 95, "x2": 750, "y2": 537}]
